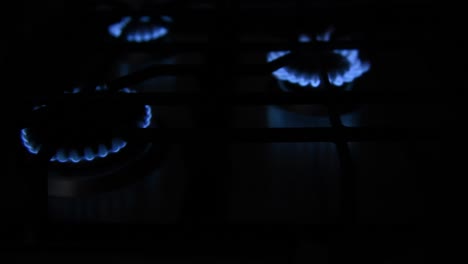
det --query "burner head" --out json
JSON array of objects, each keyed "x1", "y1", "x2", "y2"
[
  {"x1": 108, "y1": 16, "x2": 170, "y2": 42},
  {"x1": 21, "y1": 86, "x2": 152, "y2": 164},
  {"x1": 267, "y1": 29, "x2": 371, "y2": 90},
  {"x1": 21, "y1": 86, "x2": 165, "y2": 197}
]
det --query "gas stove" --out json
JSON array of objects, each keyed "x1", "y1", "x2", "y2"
[{"x1": 6, "y1": 0, "x2": 442, "y2": 262}]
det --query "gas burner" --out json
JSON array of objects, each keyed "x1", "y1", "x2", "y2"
[
  {"x1": 108, "y1": 16, "x2": 171, "y2": 42},
  {"x1": 20, "y1": 86, "x2": 152, "y2": 164},
  {"x1": 267, "y1": 28, "x2": 371, "y2": 91},
  {"x1": 20, "y1": 85, "x2": 166, "y2": 197}
]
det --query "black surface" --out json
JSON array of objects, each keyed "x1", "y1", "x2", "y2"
[{"x1": 3, "y1": 0, "x2": 444, "y2": 262}]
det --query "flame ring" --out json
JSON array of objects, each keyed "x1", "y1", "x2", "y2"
[{"x1": 20, "y1": 86, "x2": 152, "y2": 163}]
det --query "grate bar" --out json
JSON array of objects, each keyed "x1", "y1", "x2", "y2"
[
  {"x1": 27, "y1": 91, "x2": 450, "y2": 107},
  {"x1": 97, "y1": 40, "x2": 414, "y2": 53},
  {"x1": 111, "y1": 127, "x2": 442, "y2": 142}
]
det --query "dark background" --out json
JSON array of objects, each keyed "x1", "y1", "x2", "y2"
[{"x1": 1, "y1": 0, "x2": 455, "y2": 263}]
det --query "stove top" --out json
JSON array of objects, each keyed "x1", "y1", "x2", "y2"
[{"x1": 5, "y1": 1, "x2": 442, "y2": 262}]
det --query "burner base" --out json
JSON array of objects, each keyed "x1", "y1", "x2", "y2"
[
  {"x1": 48, "y1": 141, "x2": 167, "y2": 197},
  {"x1": 270, "y1": 79, "x2": 361, "y2": 117}
]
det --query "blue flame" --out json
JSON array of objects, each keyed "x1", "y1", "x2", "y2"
[
  {"x1": 47, "y1": 137, "x2": 128, "y2": 163},
  {"x1": 21, "y1": 86, "x2": 153, "y2": 164},
  {"x1": 21, "y1": 128, "x2": 40, "y2": 154},
  {"x1": 140, "y1": 105, "x2": 152, "y2": 129},
  {"x1": 108, "y1": 16, "x2": 132, "y2": 38},
  {"x1": 108, "y1": 16, "x2": 169, "y2": 43},
  {"x1": 267, "y1": 30, "x2": 371, "y2": 88},
  {"x1": 298, "y1": 34, "x2": 312, "y2": 43},
  {"x1": 64, "y1": 87, "x2": 82, "y2": 94}
]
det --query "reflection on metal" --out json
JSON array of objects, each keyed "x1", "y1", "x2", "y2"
[
  {"x1": 340, "y1": 111, "x2": 362, "y2": 127},
  {"x1": 48, "y1": 170, "x2": 161, "y2": 222},
  {"x1": 266, "y1": 106, "x2": 331, "y2": 128}
]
